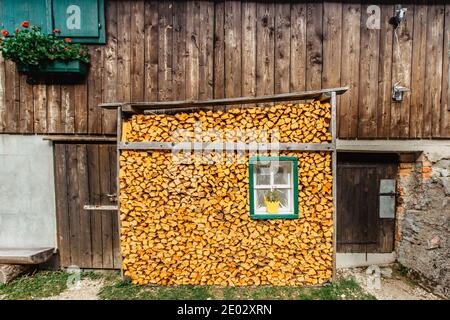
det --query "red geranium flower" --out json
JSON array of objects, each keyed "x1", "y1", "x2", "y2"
[
  {"x1": 20, "y1": 21, "x2": 29, "y2": 28},
  {"x1": 64, "y1": 37, "x2": 71, "y2": 43},
  {"x1": 52, "y1": 29, "x2": 61, "y2": 34},
  {"x1": 1, "y1": 30, "x2": 8, "y2": 36},
  {"x1": 15, "y1": 28, "x2": 20, "y2": 33}
]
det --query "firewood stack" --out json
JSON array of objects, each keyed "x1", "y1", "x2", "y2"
[{"x1": 119, "y1": 101, "x2": 334, "y2": 286}]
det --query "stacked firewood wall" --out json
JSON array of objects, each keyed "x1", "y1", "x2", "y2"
[{"x1": 119, "y1": 101, "x2": 333, "y2": 285}]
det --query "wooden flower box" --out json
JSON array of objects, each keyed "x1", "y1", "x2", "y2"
[{"x1": 17, "y1": 60, "x2": 89, "y2": 84}]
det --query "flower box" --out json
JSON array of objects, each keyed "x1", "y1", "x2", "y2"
[{"x1": 17, "y1": 60, "x2": 89, "y2": 84}]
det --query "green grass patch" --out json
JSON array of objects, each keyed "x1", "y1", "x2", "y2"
[
  {"x1": 0, "y1": 271, "x2": 69, "y2": 300},
  {"x1": 0, "y1": 270, "x2": 375, "y2": 300},
  {"x1": 98, "y1": 277, "x2": 376, "y2": 300}
]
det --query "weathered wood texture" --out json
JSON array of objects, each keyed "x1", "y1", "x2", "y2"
[
  {"x1": 0, "y1": 1, "x2": 449, "y2": 138},
  {"x1": 54, "y1": 143, "x2": 120, "y2": 269},
  {"x1": 337, "y1": 153, "x2": 398, "y2": 253},
  {"x1": 0, "y1": 248, "x2": 54, "y2": 264}
]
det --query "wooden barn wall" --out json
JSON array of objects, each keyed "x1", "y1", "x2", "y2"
[{"x1": 0, "y1": 1, "x2": 449, "y2": 138}]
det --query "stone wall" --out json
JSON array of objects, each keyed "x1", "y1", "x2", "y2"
[{"x1": 396, "y1": 152, "x2": 450, "y2": 297}]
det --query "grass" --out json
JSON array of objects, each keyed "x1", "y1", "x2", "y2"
[
  {"x1": 0, "y1": 270, "x2": 376, "y2": 300},
  {"x1": 98, "y1": 277, "x2": 376, "y2": 300},
  {"x1": 0, "y1": 271, "x2": 69, "y2": 300}
]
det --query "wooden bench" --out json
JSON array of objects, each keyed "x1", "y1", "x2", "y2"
[{"x1": 0, "y1": 248, "x2": 55, "y2": 284}]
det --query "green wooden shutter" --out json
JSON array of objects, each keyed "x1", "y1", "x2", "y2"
[
  {"x1": 0, "y1": 0, "x2": 50, "y2": 33},
  {"x1": 51, "y1": 0, "x2": 105, "y2": 43}
]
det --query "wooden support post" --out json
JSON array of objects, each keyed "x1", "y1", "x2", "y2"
[
  {"x1": 116, "y1": 107, "x2": 124, "y2": 279},
  {"x1": 331, "y1": 91, "x2": 338, "y2": 282}
]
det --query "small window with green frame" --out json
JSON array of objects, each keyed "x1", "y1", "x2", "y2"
[{"x1": 249, "y1": 156, "x2": 298, "y2": 219}]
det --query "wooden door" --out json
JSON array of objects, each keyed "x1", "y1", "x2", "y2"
[
  {"x1": 337, "y1": 153, "x2": 398, "y2": 253},
  {"x1": 54, "y1": 143, "x2": 121, "y2": 269}
]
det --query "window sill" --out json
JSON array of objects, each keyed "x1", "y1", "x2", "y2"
[{"x1": 250, "y1": 213, "x2": 298, "y2": 219}]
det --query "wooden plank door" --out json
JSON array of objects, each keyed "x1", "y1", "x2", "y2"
[
  {"x1": 54, "y1": 143, "x2": 121, "y2": 269},
  {"x1": 337, "y1": 153, "x2": 398, "y2": 253}
]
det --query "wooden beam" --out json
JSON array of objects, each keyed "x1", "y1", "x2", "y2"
[
  {"x1": 83, "y1": 205, "x2": 118, "y2": 211},
  {"x1": 118, "y1": 141, "x2": 334, "y2": 151},
  {"x1": 43, "y1": 135, "x2": 117, "y2": 142},
  {"x1": 100, "y1": 87, "x2": 349, "y2": 112},
  {"x1": 336, "y1": 139, "x2": 450, "y2": 152}
]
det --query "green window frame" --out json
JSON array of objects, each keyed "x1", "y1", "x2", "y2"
[
  {"x1": 249, "y1": 156, "x2": 299, "y2": 219},
  {"x1": 0, "y1": 0, "x2": 105, "y2": 44}
]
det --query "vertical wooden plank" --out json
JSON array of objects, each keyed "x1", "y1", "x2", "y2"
[
  {"x1": 0, "y1": 55, "x2": 5, "y2": 132},
  {"x1": 322, "y1": 2, "x2": 342, "y2": 90},
  {"x1": 109, "y1": 145, "x2": 121, "y2": 269},
  {"x1": 77, "y1": 144, "x2": 92, "y2": 268},
  {"x1": 117, "y1": 0, "x2": 131, "y2": 102},
  {"x1": 74, "y1": 84, "x2": 87, "y2": 134},
  {"x1": 198, "y1": 1, "x2": 214, "y2": 100},
  {"x1": 67, "y1": 144, "x2": 81, "y2": 266},
  {"x1": 377, "y1": 4, "x2": 394, "y2": 138},
  {"x1": 172, "y1": 0, "x2": 187, "y2": 100},
  {"x1": 131, "y1": 0, "x2": 145, "y2": 102},
  {"x1": 424, "y1": 3, "x2": 444, "y2": 138},
  {"x1": 99, "y1": 144, "x2": 114, "y2": 268},
  {"x1": 144, "y1": 0, "x2": 159, "y2": 102},
  {"x1": 224, "y1": 1, "x2": 242, "y2": 98},
  {"x1": 274, "y1": 2, "x2": 291, "y2": 94},
  {"x1": 256, "y1": 1, "x2": 275, "y2": 96},
  {"x1": 33, "y1": 84, "x2": 47, "y2": 134},
  {"x1": 441, "y1": 4, "x2": 450, "y2": 137},
  {"x1": 186, "y1": 1, "x2": 199, "y2": 100},
  {"x1": 339, "y1": 4, "x2": 360, "y2": 138},
  {"x1": 213, "y1": 1, "x2": 225, "y2": 99},
  {"x1": 46, "y1": 85, "x2": 60, "y2": 134},
  {"x1": 290, "y1": 2, "x2": 307, "y2": 92},
  {"x1": 305, "y1": 2, "x2": 322, "y2": 91},
  {"x1": 61, "y1": 86, "x2": 75, "y2": 133},
  {"x1": 4, "y1": 61, "x2": 19, "y2": 133},
  {"x1": 87, "y1": 47, "x2": 103, "y2": 134},
  {"x1": 102, "y1": 0, "x2": 118, "y2": 134},
  {"x1": 158, "y1": 0, "x2": 174, "y2": 101},
  {"x1": 410, "y1": 3, "x2": 428, "y2": 138},
  {"x1": 390, "y1": 3, "x2": 413, "y2": 138},
  {"x1": 322, "y1": 2, "x2": 341, "y2": 132},
  {"x1": 358, "y1": 4, "x2": 380, "y2": 138},
  {"x1": 242, "y1": 1, "x2": 257, "y2": 98},
  {"x1": 87, "y1": 144, "x2": 103, "y2": 269},
  {"x1": 19, "y1": 76, "x2": 34, "y2": 133},
  {"x1": 54, "y1": 144, "x2": 71, "y2": 267}
]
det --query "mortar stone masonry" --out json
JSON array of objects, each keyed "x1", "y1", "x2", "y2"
[{"x1": 396, "y1": 153, "x2": 450, "y2": 298}]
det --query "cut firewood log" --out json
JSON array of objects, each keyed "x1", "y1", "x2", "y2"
[{"x1": 119, "y1": 101, "x2": 334, "y2": 286}]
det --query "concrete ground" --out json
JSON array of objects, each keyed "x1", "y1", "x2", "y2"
[{"x1": 337, "y1": 266, "x2": 441, "y2": 300}]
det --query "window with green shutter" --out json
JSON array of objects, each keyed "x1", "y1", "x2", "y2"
[
  {"x1": 249, "y1": 156, "x2": 299, "y2": 219},
  {"x1": 0, "y1": 0, "x2": 50, "y2": 33},
  {"x1": 0, "y1": 0, "x2": 105, "y2": 44},
  {"x1": 52, "y1": 0, "x2": 105, "y2": 43}
]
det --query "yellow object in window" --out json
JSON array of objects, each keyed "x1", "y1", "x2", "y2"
[{"x1": 264, "y1": 199, "x2": 280, "y2": 214}]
